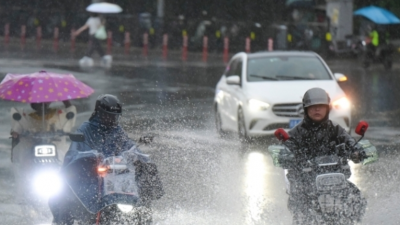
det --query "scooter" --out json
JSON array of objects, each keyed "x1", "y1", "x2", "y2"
[
  {"x1": 11, "y1": 110, "x2": 76, "y2": 200},
  {"x1": 268, "y1": 121, "x2": 378, "y2": 224},
  {"x1": 356, "y1": 38, "x2": 393, "y2": 70},
  {"x1": 49, "y1": 134, "x2": 163, "y2": 225}
]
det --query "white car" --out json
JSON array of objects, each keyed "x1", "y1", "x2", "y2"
[{"x1": 214, "y1": 51, "x2": 351, "y2": 140}]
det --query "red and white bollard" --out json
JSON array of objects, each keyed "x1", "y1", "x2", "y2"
[
  {"x1": 182, "y1": 35, "x2": 188, "y2": 61},
  {"x1": 223, "y1": 37, "x2": 229, "y2": 63},
  {"x1": 143, "y1": 33, "x2": 148, "y2": 57},
  {"x1": 4, "y1": 23, "x2": 9, "y2": 48},
  {"x1": 21, "y1": 25, "x2": 26, "y2": 51},
  {"x1": 107, "y1": 31, "x2": 112, "y2": 55},
  {"x1": 70, "y1": 29, "x2": 76, "y2": 53},
  {"x1": 202, "y1": 36, "x2": 208, "y2": 62},
  {"x1": 245, "y1": 37, "x2": 251, "y2": 53},
  {"x1": 268, "y1": 38, "x2": 273, "y2": 51},
  {"x1": 36, "y1": 26, "x2": 42, "y2": 50},
  {"x1": 162, "y1": 34, "x2": 168, "y2": 60},
  {"x1": 124, "y1": 32, "x2": 130, "y2": 55},
  {"x1": 53, "y1": 27, "x2": 59, "y2": 53}
]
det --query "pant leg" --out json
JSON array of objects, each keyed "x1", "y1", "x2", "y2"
[
  {"x1": 91, "y1": 36, "x2": 105, "y2": 57},
  {"x1": 85, "y1": 36, "x2": 94, "y2": 57}
]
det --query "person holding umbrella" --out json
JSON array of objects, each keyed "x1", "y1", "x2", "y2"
[
  {"x1": 0, "y1": 71, "x2": 94, "y2": 163},
  {"x1": 74, "y1": 2, "x2": 122, "y2": 68},
  {"x1": 73, "y1": 13, "x2": 112, "y2": 68}
]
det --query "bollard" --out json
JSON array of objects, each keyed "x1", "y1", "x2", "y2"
[
  {"x1": 53, "y1": 27, "x2": 59, "y2": 53},
  {"x1": 70, "y1": 29, "x2": 76, "y2": 53},
  {"x1": 124, "y1": 32, "x2": 130, "y2": 55},
  {"x1": 202, "y1": 36, "x2": 208, "y2": 62},
  {"x1": 162, "y1": 34, "x2": 168, "y2": 60},
  {"x1": 107, "y1": 31, "x2": 112, "y2": 55},
  {"x1": 143, "y1": 33, "x2": 148, "y2": 57},
  {"x1": 223, "y1": 37, "x2": 229, "y2": 63},
  {"x1": 268, "y1": 38, "x2": 273, "y2": 51},
  {"x1": 182, "y1": 35, "x2": 188, "y2": 61},
  {"x1": 36, "y1": 26, "x2": 42, "y2": 50},
  {"x1": 245, "y1": 37, "x2": 251, "y2": 53},
  {"x1": 21, "y1": 25, "x2": 26, "y2": 51},
  {"x1": 4, "y1": 23, "x2": 9, "y2": 48}
]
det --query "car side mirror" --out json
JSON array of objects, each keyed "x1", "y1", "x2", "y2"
[
  {"x1": 355, "y1": 121, "x2": 368, "y2": 136},
  {"x1": 226, "y1": 75, "x2": 240, "y2": 85},
  {"x1": 334, "y1": 73, "x2": 348, "y2": 82},
  {"x1": 274, "y1": 128, "x2": 289, "y2": 142},
  {"x1": 12, "y1": 113, "x2": 22, "y2": 121},
  {"x1": 69, "y1": 133, "x2": 85, "y2": 142}
]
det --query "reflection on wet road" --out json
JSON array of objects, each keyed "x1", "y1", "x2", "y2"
[{"x1": 0, "y1": 59, "x2": 400, "y2": 224}]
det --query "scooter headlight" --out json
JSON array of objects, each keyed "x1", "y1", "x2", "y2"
[
  {"x1": 34, "y1": 145, "x2": 56, "y2": 157},
  {"x1": 33, "y1": 171, "x2": 62, "y2": 197},
  {"x1": 117, "y1": 204, "x2": 134, "y2": 213}
]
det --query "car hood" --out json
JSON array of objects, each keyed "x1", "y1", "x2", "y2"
[{"x1": 244, "y1": 80, "x2": 345, "y2": 104}]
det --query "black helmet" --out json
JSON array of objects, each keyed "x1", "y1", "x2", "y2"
[
  {"x1": 94, "y1": 94, "x2": 122, "y2": 127},
  {"x1": 302, "y1": 87, "x2": 330, "y2": 108}
]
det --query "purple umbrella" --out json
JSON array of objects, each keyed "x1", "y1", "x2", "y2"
[{"x1": 0, "y1": 71, "x2": 94, "y2": 103}]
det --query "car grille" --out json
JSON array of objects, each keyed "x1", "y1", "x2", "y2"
[
  {"x1": 272, "y1": 103, "x2": 304, "y2": 117},
  {"x1": 263, "y1": 123, "x2": 289, "y2": 131}
]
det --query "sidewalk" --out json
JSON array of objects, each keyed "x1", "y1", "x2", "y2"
[{"x1": 0, "y1": 37, "x2": 228, "y2": 68}]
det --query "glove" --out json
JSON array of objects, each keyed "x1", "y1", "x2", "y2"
[{"x1": 139, "y1": 136, "x2": 154, "y2": 144}]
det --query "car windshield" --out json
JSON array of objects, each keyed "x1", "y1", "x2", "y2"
[{"x1": 247, "y1": 56, "x2": 332, "y2": 82}]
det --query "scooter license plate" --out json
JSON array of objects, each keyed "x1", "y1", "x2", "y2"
[{"x1": 289, "y1": 119, "x2": 302, "y2": 128}]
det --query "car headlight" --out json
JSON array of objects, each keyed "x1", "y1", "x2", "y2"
[
  {"x1": 248, "y1": 99, "x2": 270, "y2": 111},
  {"x1": 117, "y1": 204, "x2": 134, "y2": 213},
  {"x1": 35, "y1": 145, "x2": 56, "y2": 157},
  {"x1": 332, "y1": 97, "x2": 350, "y2": 110}
]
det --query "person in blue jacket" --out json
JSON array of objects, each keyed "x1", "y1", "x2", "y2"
[
  {"x1": 50, "y1": 94, "x2": 163, "y2": 224},
  {"x1": 62, "y1": 94, "x2": 147, "y2": 166}
]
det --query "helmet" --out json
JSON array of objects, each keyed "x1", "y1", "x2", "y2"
[
  {"x1": 302, "y1": 88, "x2": 330, "y2": 108},
  {"x1": 95, "y1": 94, "x2": 122, "y2": 127}
]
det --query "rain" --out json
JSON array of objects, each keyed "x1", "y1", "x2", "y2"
[{"x1": 0, "y1": 0, "x2": 400, "y2": 224}]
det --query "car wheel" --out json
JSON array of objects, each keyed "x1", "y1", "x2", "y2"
[
  {"x1": 215, "y1": 106, "x2": 226, "y2": 137},
  {"x1": 238, "y1": 107, "x2": 250, "y2": 143}
]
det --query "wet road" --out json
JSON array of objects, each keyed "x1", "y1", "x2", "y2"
[{"x1": 0, "y1": 58, "x2": 400, "y2": 224}]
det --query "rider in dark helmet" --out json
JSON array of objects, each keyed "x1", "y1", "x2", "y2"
[
  {"x1": 283, "y1": 87, "x2": 366, "y2": 224},
  {"x1": 49, "y1": 94, "x2": 163, "y2": 224},
  {"x1": 63, "y1": 94, "x2": 138, "y2": 163}
]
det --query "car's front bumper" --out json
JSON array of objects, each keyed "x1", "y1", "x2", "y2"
[{"x1": 245, "y1": 108, "x2": 351, "y2": 137}]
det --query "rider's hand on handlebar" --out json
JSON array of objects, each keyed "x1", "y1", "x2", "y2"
[{"x1": 139, "y1": 136, "x2": 154, "y2": 144}]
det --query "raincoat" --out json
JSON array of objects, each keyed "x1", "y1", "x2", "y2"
[
  {"x1": 63, "y1": 113, "x2": 147, "y2": 167},
  {"x1": 284, "y1": 117, "x2": 361, "y2": 167},
  {"x1": 283, "y1": 115, "x2": 365, "y2": 223},
  {"x1": 50, "y1": 114, "x2": 163, "y2": 222}
]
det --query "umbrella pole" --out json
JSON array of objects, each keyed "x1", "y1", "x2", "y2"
[{"x1": 42, "y1": 103, "x2": 45, "y2": 131}]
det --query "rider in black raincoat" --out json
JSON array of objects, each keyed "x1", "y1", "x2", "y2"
[{"x1": 283, "y1": 88, "x2": 366, "y2": 224}]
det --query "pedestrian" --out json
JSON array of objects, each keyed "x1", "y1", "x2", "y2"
[{"x1": 73, "y1": 13, "x2": 112, "y2": 68}]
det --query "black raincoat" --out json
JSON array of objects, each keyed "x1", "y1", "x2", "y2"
[{"x1": 284, "y1": 116, "x2": 361, "y2": 168}]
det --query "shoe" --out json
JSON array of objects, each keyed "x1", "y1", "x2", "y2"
[
  {"x1": 79, "y1": 56, "x2": 94, "y2": 68},
  {"x1": 101, "y1": 55, "x2": 113, "y2": 68}
]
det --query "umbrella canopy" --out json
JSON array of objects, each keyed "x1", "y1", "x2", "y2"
[
  {"x1": 354, "y1": 6, "x2": 400, "y2": 24},
  {"x1": 86, "y1": 2, "x2": 122, "y2": 14},
  {"x1": 0, "y1": 71, "x2": 94, "y2": 103}
]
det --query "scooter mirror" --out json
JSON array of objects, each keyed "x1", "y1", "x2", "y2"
[
  {"x1": 69, "y1": 133, "x2": 85, "y2": 142},
  {"x1": 355, "y1": 121, "x2": 369, "y2": 136},
  {"x1": 274, "y1": 128, "x2": 289, "y2": 142},
  {"x1": 66, "y1": 112, "x2": 75, "y2": 120},
  {"x1": 12, "y1": 113, "x2": 22, "y2": 121}
]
